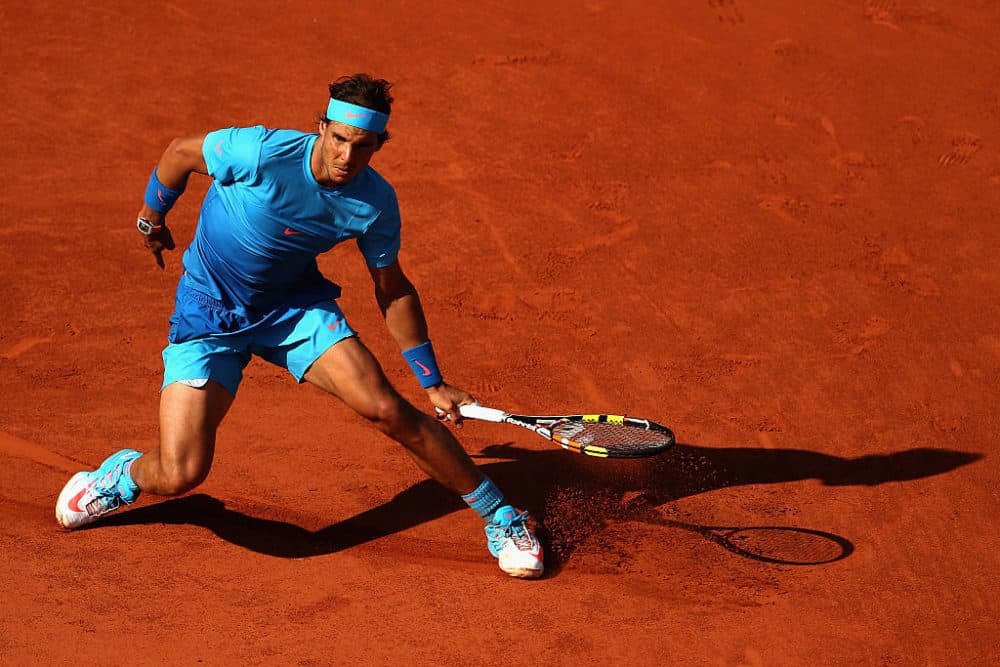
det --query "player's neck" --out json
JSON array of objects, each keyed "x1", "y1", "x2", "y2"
[{"x1": 309, "y1": 136, "x2": 332, "y2": 186}]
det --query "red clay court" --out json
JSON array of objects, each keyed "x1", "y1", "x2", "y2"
[{"x1": 1, "y1": 2, "x2": 997, "y2": 664}]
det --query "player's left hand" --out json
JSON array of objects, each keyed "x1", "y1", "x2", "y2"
[{"x1": 427, "y1": 382, "x2": 476, "y2": 428}]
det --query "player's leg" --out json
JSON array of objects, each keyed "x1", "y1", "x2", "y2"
[
  {"x1": 272, "y1": 298, "x2": 540, "y2": 577},
  {"x1": 56, "y1": 331, "x2": 245, "y2": 529},
  {"x1": 302, "y1": 336, "x2": 543, "y2": 578},
  {"x1": 255, "y1": 300, "x2": 542, "y2": 577},
  {"x1": 54, "y1": 381, "x2": 234, "y2": 529},
  {"x1": 129, "y1": 380, "x2": 234, "y2": 494},
  {"x1": 303, "y1": 335, "x2": 483, "y2": 494}
]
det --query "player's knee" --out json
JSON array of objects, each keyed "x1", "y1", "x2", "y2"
[
  {"x1": 364, "y1": 394, "x2": 418, "y2": 437},
  {"x1": 158, "y1": 452, "x2": 211, "y2": 495}
]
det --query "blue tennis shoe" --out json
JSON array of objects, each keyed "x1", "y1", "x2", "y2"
[
  {"x1": 56, "y1": 449, "x2": 142, "y2": 529},
  {"x1": 485, "y1": 505, "x2": 544, "y2": 579}
]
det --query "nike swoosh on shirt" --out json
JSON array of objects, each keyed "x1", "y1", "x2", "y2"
[{"x1": 283, "y1": 228, "x2": 302, "y2": 235}]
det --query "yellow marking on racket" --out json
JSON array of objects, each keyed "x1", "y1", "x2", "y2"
[
  {"x1": 583, "y1": 446, "x2": 609, "y2": 457},
  {"x1": 583, "y1": 414, "x2": 600, "y2": 422},
  {"x1": 606, "y1": 415, "x2": 624, "y2": 425}
]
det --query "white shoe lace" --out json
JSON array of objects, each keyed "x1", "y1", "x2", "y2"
[
  {"x1": 85, "y1": 486, "x2": 122, "y2": 517},
  {"x1": 504, "y1": 515, "x2": 537, "y2": 551}
]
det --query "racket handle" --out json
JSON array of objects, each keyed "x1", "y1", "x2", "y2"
[{"x1": 457, "y1": 403, "x2": 507, "y2": 422}]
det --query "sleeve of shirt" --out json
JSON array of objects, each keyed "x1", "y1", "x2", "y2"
[
  {"x1": 357, "y1": 187, "x2": 402, "y2": 268},
  {"x1": 202, "y1": 126, "x2": 266, "y2": 185}
]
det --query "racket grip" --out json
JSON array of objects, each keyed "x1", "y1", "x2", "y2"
[{"x1": 457, "y1": 403, "x2": 506, "y2": 422}]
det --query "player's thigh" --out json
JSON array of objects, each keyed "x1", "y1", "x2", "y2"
[
  {"x1": 159, "y1": 331, "x2": 249, "y2": 457},
  {"x1": 303, "y1": 336, "x2": 410, "y2": 421},
  {"x1": 158, "y1": 380, "x2": 234, "y2": 475}
]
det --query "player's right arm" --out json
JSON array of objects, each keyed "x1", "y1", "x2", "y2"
[{"x1": 137, "y1": 134, "x2": 209, "y2": 268}]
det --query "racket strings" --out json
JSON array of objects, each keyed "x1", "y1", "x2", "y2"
[{"x1": 552, "y1": 421, "x2": 671, "y2": 452}]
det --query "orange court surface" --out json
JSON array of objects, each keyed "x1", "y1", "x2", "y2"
[{"x1": 1, "y1": 1, "x2": 998, "y2": 665}]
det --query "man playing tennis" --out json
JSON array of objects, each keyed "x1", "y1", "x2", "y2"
[{"x1": 55, "y1": 74, "x2": 543, "y2": 579}]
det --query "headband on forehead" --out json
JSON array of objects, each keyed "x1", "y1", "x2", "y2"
[{"x1": 326, "y1": 98, "x2": 389, "y2": 133}]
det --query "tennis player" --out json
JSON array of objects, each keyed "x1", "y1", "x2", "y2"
[{"x1": 55, "y1": 74, "x2": 543, "y2": 579}]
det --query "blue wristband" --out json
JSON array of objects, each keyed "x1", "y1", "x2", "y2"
[
  {"x1": 402, "y1": 340, "x2": 443, "y2": 388},
  {"x1": 143, "y1": 168, "x2": 185, "y2": 213}
]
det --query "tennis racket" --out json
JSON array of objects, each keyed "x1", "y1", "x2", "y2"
[{"x1": 443, "y1": 403, "x2": 675, "y2": 459}]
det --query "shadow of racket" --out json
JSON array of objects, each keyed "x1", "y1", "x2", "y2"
[
  {"x1": 622, "y1": 498, "x2": 854, "y2": 565},
  {"x1": 653, "y1": 517, "x2": 854, "y2": 565}
]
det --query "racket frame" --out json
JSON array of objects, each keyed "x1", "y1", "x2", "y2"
[{"x1": 456, "y1": 404, "x2": 674, "y2": 458}]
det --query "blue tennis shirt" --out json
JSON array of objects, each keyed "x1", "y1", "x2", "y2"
[{"x1": 181, "y1": 125, "x2": 401, "y2": 316}]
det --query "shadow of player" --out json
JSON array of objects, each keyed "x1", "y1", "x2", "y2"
[{"x1": 95, "y1": 440, "x2": 981, "y2": 574}]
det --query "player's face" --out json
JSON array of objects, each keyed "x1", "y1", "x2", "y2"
[{"x1": 316, "y1": 121, "x2": 381, "y2": 185}]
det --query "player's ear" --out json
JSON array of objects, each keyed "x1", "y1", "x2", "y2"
[{"x1": 318, "y1": 120, "x2": 328, "y2": 134}]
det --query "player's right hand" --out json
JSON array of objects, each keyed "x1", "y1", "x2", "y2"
[
  {"x1": 144, "y1": 223, "x2": 176, "y2": 269},
  {"x1": 428, "y1": 382, "x2": 477, "y2": 428}
]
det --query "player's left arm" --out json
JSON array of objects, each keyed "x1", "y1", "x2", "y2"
[{"x1": 368, "y1": 260, "x2": 476, "y2": 425}]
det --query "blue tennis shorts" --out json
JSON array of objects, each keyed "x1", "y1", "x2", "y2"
[{"x1": 161, "y1": 277, "x2": 356, "y2": 396}]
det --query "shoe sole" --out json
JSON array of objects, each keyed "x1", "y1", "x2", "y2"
[
  {"x1": 499, "y1": 553, "x2": 544, "y2": 579},
  {"x1": 501, "y1": 566, "x2": 544, "y2": 579}
]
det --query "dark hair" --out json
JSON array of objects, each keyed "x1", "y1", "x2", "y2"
[{"x1": 319, "y1": 73, "x2": 394, "y2": 144}]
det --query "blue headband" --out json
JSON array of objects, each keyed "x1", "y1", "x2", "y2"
[{"x1": 326, "y1": 99, "x2": 389, "y2": 133}]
